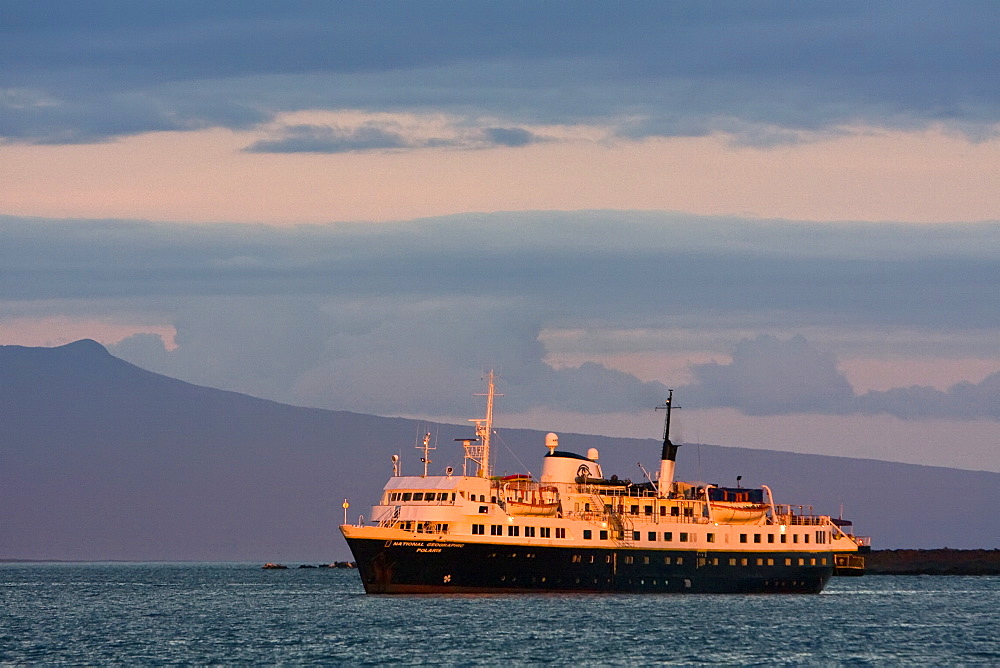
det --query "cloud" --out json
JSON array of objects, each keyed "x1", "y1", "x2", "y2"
[
  {"x1": 2, "y1": 213, "x2": 997, "y2": 422},
  {"x1": 3, "y1": 3, "x2": 999, "y2": 144},
  {"x1": 683, "y1": 335, "x2": 854, "y2": 415},
  {"x1": 681, "y1": 334, "x2": 1000, "y2": 420},
  {"x1": 244, "y1": 124, "x2": 410, "y2": 153},
  {"x1": 243, "y1": 120, "x2": 549, "y2": 153}
]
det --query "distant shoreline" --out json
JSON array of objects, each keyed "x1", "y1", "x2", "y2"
[
  {"x1": 5, "y1": 549, "x2": 1000, "y2": 575},
  {"x1": 865, "y1": 549, "x2": 1000, "y2": 575}
]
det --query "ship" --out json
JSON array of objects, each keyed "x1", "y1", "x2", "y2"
[{"x1": 340, "y1": 372, "x2": 870, "y2": 593}]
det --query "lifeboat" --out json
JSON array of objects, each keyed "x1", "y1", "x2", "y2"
[
  {"x1": 502, "y1": 478, "x2": 561, "y2": 516},
  {"x1": 707, "y1": 486, "x2": 769, "y2": 524},
  {"x1": 708, "y1": 501, "x2": 769, "y2": 524}
]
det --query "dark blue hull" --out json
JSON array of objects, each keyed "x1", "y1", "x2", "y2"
[{"x1": 346, "y1": 537, "x2": 835, "y2": 594}]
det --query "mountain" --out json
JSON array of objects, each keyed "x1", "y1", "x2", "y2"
[{"x1": 2, "y1": 340, "x2": 997, "y2": 561}]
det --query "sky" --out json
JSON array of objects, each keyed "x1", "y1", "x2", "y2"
[{"x1": 1, "y1": 2, "x2": 998, "y2": 473}]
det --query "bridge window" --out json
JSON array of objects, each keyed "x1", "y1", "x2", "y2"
[
  {"x1": 402, "y1": 493, "x2": 412, "y2": 501},
  {"x1": 767, "y1": 534, "x2": 775, "y2": 543},
  {"x1": 472, "y1": 524, "x2": 484, "y2": 535},
  {"x1": 648, "y1": 532, "x2": 656, "y2": 542},
  {"x1": 753, "y1": 534, "x2": 761, "y2": 543},
  {"x1": 490, "y1": 525, "x2": 502, "y2": 536},
  {"x1": 633, "y1": 531, "x2": 641, "y2": 541},
  {"x1": 679, "y1": 532, "x2": 688, "y2": 542},
  {"x1": 525, "y1": 526, "x2": 535, "y2": 537},
  {"x1": 556, "y1": 528, "x2": 566, "y2": 539},
  {"x1": 583, "y1": 530, "x2": 592, "y2": 540},
  {"x1": 412, "y1": 493, "x2": 424, "y2": 501},
  {"x1": 600, "y1": 530, "x2": 608, "y2": 540},
  {"x1": 540, "y1": 527, "x2": 551, "y2": 538},
  {"x1": 508, "y1": 526, "x2": 519, "y2": 537},
  {"x1": 739, "y1": 534, "x2": 748, "y2": 543},
  {"x1": 707, "y1": 533, "x2": 716, "y2": 543},
  {"x1": 644, "y1": 505, "x2": 653, "y2": 516},
  {"x1": 630, "y1": 505, "x2": 639, "y2": 515},
  {"x1": 664, "y1": 532, "x2": 673, "y2": 542},
  {"x1": 671, "y1": 506, "x2": 680, "y2": 516}
]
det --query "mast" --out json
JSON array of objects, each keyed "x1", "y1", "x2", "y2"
[
  {"x1": 655, "y1": 390, "x2": 681, "y2": 497},
  {"x1": 466, "y1": 370, "x2": 500, "y2": 478},
  {"x1": 416, "y1": 432, "x2": 434, "y2": 477}
]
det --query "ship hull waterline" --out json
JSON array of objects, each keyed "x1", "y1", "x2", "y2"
[{"x1": 344, "y1": 535, "x2": 835, "y2": 594}]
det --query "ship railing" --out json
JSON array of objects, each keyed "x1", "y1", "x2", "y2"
[
  {"x1": 374, "y1": 506, "x2": 400, "y2": 528},
  {"x1": 852, "y1": 535, "x2": 872, "y2": 547}
]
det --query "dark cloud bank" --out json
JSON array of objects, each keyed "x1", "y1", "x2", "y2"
[
  {"x1": 2, "y1": 213, "x2": 997, "y2": 421},
  {"x1": 2, "y1": 2, "x2": 999, "y2": 145}
]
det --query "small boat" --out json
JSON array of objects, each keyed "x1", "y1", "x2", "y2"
[{"x1": 261, "y1": 562, "x2": 287, "y2": 570}]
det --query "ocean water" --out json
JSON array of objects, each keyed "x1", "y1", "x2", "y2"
[{"x1": 2, "y1": 563, "x2": 998, "y2": 665}]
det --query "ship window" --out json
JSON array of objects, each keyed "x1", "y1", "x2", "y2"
[
  {"x1": 648, "y1": 532, "x2": 656, "y2": 542},
  {"x1": 600, "y1": 531, "x2": 608, "y2": 540},
  {"x1": 793, "y1": 535, "x2": 799, "y2": 543},
  {"x1": 390, "y1": 493, "x2": 399, "y2": 502},
  {"x1": 583, "y1": 530, "x2": 592, "y2": 539},
  {"x1": 633, "y1": 531, "x2": 641, "y2": 541},
  {"x1": 707, "y1": 533, "x2": 716, "y2": 543},
  {"x1": 810, "y1": 558, "x2": 816, "y2": 565},
  {"x1": 540, "y1": 527, "x2": 551, "y2": 538},
  {"x1": 822, "y1": 558, "x2": 828, "y2": 565},
  {"x1": 589, "y1": 555, "x2": 595, "y2": 563},
  {"x1": 630, "y1": 505, "x2": 639, "y2": 515},
  {"x1": 729, "y1": 558, "x2": 737, "y2": 566},
  {"x1": 659, "y1": 506, "x2": 666, "y2": 516},
  {"x1": 625, "y1": 556, "x2": 634, "y2": 564},
  {"x1": 767, "y1": 534, "x2": 775, "y2": 543},
  {"x1": 798, "y1": 558, "x2": 805, "y2": 566},
  {"x1": 671, "y1": 506, "x2": 680, "y2": 516},
  {"x1": 767, "y1": 558, "x2": 774, "y2": 566},
  {"x1": 525, "y1": 527, "x2": 535, "y2": 537},
  {"x1": 676, "y1": 557, "x2": 683, "y2": 565},
  {"x1": 479, "y1": 506, "x2": 488, "y2": 514},
  {"x1": 739, "y1": 534, "x2": 748, "y2": 543},
  {"x1": 412, "y1": 493, "x2": 424, "y2": 501},
  {"x1": 402, "y1": 493, "x2": 412, "y2": 501},
  {"x1": 556, "y1": 528, "x2": 566, "y2": 539},
  {"x1": 683, "y1": 507, "x2": 694, "y2": 517},
  {"x1": 679, "y1": 532, "x2": 688, "y2": 542},
  {"x1": 584, "y1": 503, "x2": 591, "y2": 512},
  {"x1": 664, "y1": 532, "x2": 673, "y2": 542},
  {"x1": 664, "y1": 557, "x2": 671, "y2": 565},
  {"x1": 644, "y1": 556, "x2": 650, "y2": 564},
  {"x1": 756, "y1": 558, "x2": 763, "y2": 566},
  {"x1": 780, "y1": 534, "x2": 787, "y2": 543},
  {"x1": 804, "y1": 534, "x2": 810, "y2": 544},
  {"x1": 472, "y1": 524, "x2": 484, "y2": 535},
  {"x1": 490, "y1": 525, "x2": 503, "y2": 536},
  {"x1": 753, "y1": 534, "x2": 761, "y2": 543},
  {"x1": 606, "y1": 555, "x2": 612, "y2": 563},
  {"x1": 572, "y1": 555, "x2": 582, "y2": 563},
  {"x1": 508, "y1": 526, "x2": 519, "y2": 536},
  {"x1": 785, "y1": 558, "x2": 791, "y2": 565},
  {"x1": 644, "y1": 505, "x2": 653, "y2": 516}
]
